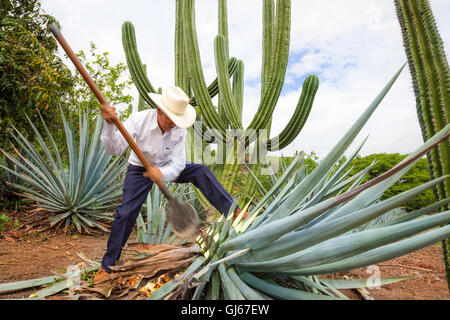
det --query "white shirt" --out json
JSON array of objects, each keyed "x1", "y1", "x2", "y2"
[{"x1": 100, "y1": 109, "x2": 187, "y2": 182}]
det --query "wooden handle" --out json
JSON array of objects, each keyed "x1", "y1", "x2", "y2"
[
  {"x1": 48, "y1": 24, "x2": 107, "y2": 106},
  {"x1": 48, "y1": 24, "x2": 171, "y2": 198}
]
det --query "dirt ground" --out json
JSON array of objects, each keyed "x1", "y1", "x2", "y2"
[{"x1": 0, "y1": 209, "x2": 449, "y2": 300}]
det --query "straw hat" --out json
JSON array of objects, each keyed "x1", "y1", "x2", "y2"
[{"x1": 149, "y1": 86, "x2": 196, "y2": 128}]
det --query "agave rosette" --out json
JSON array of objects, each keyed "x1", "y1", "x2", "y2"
[
  {"x1": 146, "y1": 66, "x2": 450, "y2": 300},
  {"x1": 0, "y1": 107, "x2": 128, "y2": 232}
]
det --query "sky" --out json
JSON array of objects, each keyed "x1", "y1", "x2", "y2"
[{"x1": 40, "y1": 0, "x2": 450, "y2": 159}]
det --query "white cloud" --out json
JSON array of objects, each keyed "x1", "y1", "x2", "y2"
[{"x1": 40, "y1": 0, "x2": 449, "y2": 159}]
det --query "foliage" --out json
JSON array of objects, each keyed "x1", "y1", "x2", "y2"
[
  {"x1": 0, "y1": 0, "x2": 73, "y2": 152},
  {"x1": 0, "y1": 155, "x2": 25, "y2": 208},
  {"x1": 0, "y1": 213, "x2": 10, "y2": 235},
  {"x1": 0, "y1": 106, "x2": 128, "y2": 233},
  {"x1": 66, "y1": 42, "x2": 134, "y2": 122},
  {"x1": 347, "y1": 153, "x2": 434, "y2": 212},
  {"x1": 394, "y1": 0, "x2": 450, "y2": 289}
]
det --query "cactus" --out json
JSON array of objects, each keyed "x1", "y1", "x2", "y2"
[
  {"x1": 121, "y1": 0, "x2": 319, "y2": 211},
  {"x1": 394, "y1": 0, "x2": 450, "y2": 287}
]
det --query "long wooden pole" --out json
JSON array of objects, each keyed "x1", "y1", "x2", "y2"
[{"x1": 47, "y1": 24, "x2": 172, "y2": 200}]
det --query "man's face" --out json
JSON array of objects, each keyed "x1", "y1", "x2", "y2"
[{"x1": 156, "y1": 108, "x2": 177, "y2": 132}]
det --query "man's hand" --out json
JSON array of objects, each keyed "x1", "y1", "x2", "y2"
[
  {"x1": 143, "y1": 166, "x2": 163, "y2": 182},
  {"x1": 100, "y1": 103, "x2": 119, "y2": 124}
]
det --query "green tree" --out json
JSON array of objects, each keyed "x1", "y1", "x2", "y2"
[
  {"x1": 66, "y1": 42, "x2": 134, "y2": 122},
  {"x1": 0, "y1": 0, "x2": 73, "y2": 151},
  {"x1": 348, "y1": 153, "x2": 434, "y2": 211}
]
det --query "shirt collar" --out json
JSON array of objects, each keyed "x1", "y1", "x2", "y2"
[{"x1": 149, "y1": 109, "x2": 160, "y2": 130}]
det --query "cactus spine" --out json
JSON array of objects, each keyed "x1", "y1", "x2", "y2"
[{"x1": 394, "y1": 0, "x2": 450, "y2": 287}]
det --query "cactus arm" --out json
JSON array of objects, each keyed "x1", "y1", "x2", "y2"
[
  {"x1": 122, "y1": 21, "x2": 158, "y2": 109},
  {"x1": 244, "y1": 0, "x2": 291, "y2": 143},
  {"x1": 421, "y1": 1, "x2": 450, "y2": 121},
  {"x1": 182, "y1": 0, "x2": 226, "y2": 136},
  {"x1": 394, "y1": 0, "x2": 450, "y2": 288},
  {"x1": 217, "y1": 0, "x2": 230, "y2": 129},
  {"x1": 175, "y1": 0, "x2": 190, "y2": 94},
  {"x1": 232, "y1": 60, "x2": 245, "y2": 123},
  {"x1": 266, "y1": 75, "x2": 319, "y2": 151},
  {"x1": 214, "y1": 34, "x2": 243, "y2": 130},
  {"x1": 240, "y1": 0, "x2": 276, "y2": 206},
  {"x1": 396, "y1": 0, "x2": 449, "y2": 199},
  {"x1": 417, "y1": 0, "x2": 450, "y2": 199},
  {"x1": 189, "y1": 57, "x2": 238, "y2": 107},
  {"x1": 395, "y1": 0, "x2": 439, "y2": 201},
  {"x1": 137, "y1": 64, "x2": 148, "y2": 111},
  {"x1": 261, "y1": 0, "x2": 274, "y2": 96},
  {"x1": 218, "y1": 0, "x2": 230, "y2": 60}
]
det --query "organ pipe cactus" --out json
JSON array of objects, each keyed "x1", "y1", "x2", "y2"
[
  {"x1": 121, "y1": 0, "x2": 319, "y2": 209},
  {"x1": 394, "y1": 0, "x2": 450, "y2": 287}
]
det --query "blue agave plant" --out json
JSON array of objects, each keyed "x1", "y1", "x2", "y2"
[{"x1": 0, "y1": 106, "x2": 128, "y2": 233}]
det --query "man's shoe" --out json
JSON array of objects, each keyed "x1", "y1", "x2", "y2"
[
  {"x1": 94, "y1": 266, "x2": 112, "y2": 283},
  {"x1": 232, "y1": 208, "x2": 250, "y2": 222}
]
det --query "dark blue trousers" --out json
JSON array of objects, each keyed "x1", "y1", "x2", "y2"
[{"x1": 101, "y1": 162, "x2": 235, "y2": 272}]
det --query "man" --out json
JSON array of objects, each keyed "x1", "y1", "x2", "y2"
[{"x1": 94, "y1": 86, "x2": 248, "y2": 282}]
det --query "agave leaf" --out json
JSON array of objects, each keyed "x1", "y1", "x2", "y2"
[
  {"x1": 0, "y1": 275, "x2": 64, "y2": 294},
  {"x1": 248, "y1": 151, "x2": 304, "y2": 230},
  {"x1": 239, "y1": 272, "x2": 342, "y2": 300},
  {"x1": 322, "y1": 160, "x2": 376, "y2": 201},
  {"x1": 218, "y1": 263, "x2": 245, "y2": 300},
  {"x1": 75, "y1": 213, "x2": 108, "y2": 232},
  {"x1": 7, "y1": 126, "x2": 65, "y2": 197},
  {"x1": 280, "y1": 223, "x2": 450, "y2": 276},
  {"x1": 0, "y1": 165, "x2": 62, "y2": 204},
  {"x1": 283, "y1": 275, "x2": 342, "y2": 297},
  {"x1": 237, "y1": 208, "x2": 450, "y2": 271},
  {"x1": 78, "y1": 155, "x2": 126, "y2": 203},
  {"x1": 221, "y1": 125, "x2": 449, "y2": 254},
  {"x1": 84, "y1": 114, "x2": 103, "y2": 179},
  {"x1": 320, "y1": 276, "x2": 412, "y2": 289},
  {"x1": 205, "y1": 271, "x2": 221, "y2": 300},
  {"x1": 72, "y1": 112, "x2": 89, "y2": 204},
  {"x1": 379, "y1": 197, "x2": 450, "y2": 227},
  {"x1": 321, "y1": 124, "x2": 450, "y2": 224},
  {"x1": 302, "y1": 136, "x2": 369, "y2": 209},
  {"x1": 0, "y1": 146, "x2": 65, "y2": 201},
  {"x1": 24, "y1": 112, "x2": 68, "y2": 195},
  {"x1": 36, "y1": 107, "x2": 65, "y2": 176},
  {"x1": 226, "y1": 267, "x2": 266, "y2": 300},
  {"x1": 263, "y1": 65, "x2": 406, "y2": 224},
  {"x1": 9, "y1": 185, "x2": 66, "y2": 209},
  {"x1": 242, "y1": 175, "x2": 448, "y2": 261}
]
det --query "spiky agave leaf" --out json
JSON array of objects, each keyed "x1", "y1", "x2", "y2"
[
  {"x1": 146, "y1": 66, "x2": 450, "y2": 300},
  {"x1": 0, "y1": 107, "x2": 128, "y2": 232},
  {"x1": 136, "y1": 182, "x2": 198, "y2": 245}
]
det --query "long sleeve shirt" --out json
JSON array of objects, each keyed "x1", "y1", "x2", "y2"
[{"x1": 100, "y1": 109, "x2": 187, "y2": 182}]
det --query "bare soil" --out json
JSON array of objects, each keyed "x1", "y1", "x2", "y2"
[{"x1": 0, "y1": 209, "x2": 449, "y2": 300}]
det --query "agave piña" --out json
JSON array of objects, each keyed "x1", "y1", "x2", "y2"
[
  {"x1": 0, "y1": 107, "x2": 128, "y2": 233},
  {"x1": 146, "y1": 66, "x2": 450, "y2": 300}
]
